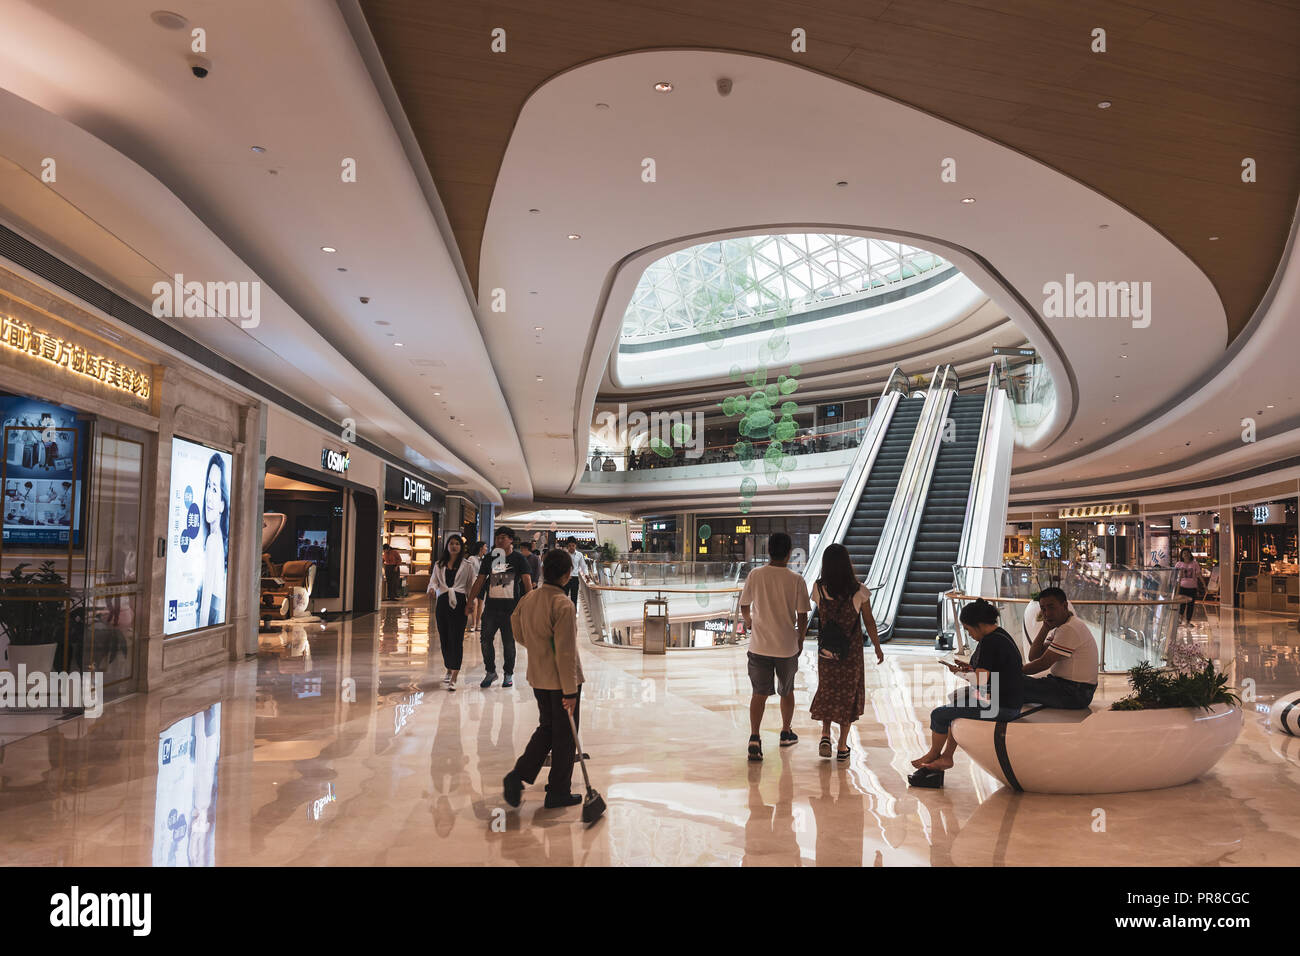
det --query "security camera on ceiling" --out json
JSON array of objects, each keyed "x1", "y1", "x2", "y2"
[
  {"x1": 188, "y1": 55, "x2": 211, "y2": 79},
  {"x1": 716, "y1": 77, "x2": 733, "y2": 97}
]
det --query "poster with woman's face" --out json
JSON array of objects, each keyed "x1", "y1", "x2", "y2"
[{"x1": 164, "y1": 438, "x2": 233, "y2": 636}]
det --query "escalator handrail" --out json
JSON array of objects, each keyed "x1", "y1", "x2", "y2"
[
  {"x1": 803, "y1": 366, "x2": 908, "y2": 587},
  {"x1": 866, "y1": 364, "x2": 958, "y2": 633},
  {"x1": 954, "y1": 363, "x2": 1001, "y2": 583}
]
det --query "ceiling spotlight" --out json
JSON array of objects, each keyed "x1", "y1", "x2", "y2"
[
  {"x1": 250, "y1": 145, "x2": 266, "y2": 154},
  {"x1": 394, "y1": 342, "x2": 404, "y2": 347},
  {"x1": 536, "y1": 375, "x2": 544, "y2": 382},
  {"x1": 1120, "y1": 354, "x2": 1127, "y2": 359},
  {"x1": 1267, "y1": 404, "x2": 1275, "y2": 408},
  {"x1": 528, "y1": 208, "x2": 540, "y2": 214},
  {"x1": 960, "y1": 197, "x2": 976, "y2": 204},
  {"x1": 150, "y1": 10, "x2": 188, "y2": 29},
  {"x1": 1097, "y1": 100, "x2": 1112, "y2": 109},
  {"x1": 595, "y1": 103, "x2": 610, "y2": 110},
  {"x1": 654, "y1": 82, "x2": 673, "y2": 93},
  {"x1": 567, "y1": 234, "x2": 581, "y2": 240},
  {"x1": 337, "y1": 267, "x2": 347, "y2": 272},
  {"x1": 1099, "y1": 224, "x2": 1109, "y2": 230},
  {"x1": 835, "y1": 181, "x2": 848, "y2": 188},
  {"x1": 1208, "y1": 236, "x2": 1219, "y2": 241},
  {"x1": 321, "y1": 246, "x2": 337, "y2": 253},
  {"x1": 534, "y1": 326, "x2": 544, "y2": 331},
  {"x1": 374, "y1": 320, "x2": 390, "y2": 326},
  {"x1": 433, "y1": 391, "x2": 441, "y2": 396}
]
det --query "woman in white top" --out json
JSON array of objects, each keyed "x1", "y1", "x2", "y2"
[
  {"x1": 1174, "y1": 548, "x2": 1201, "y2": 624},
  {"x1": 428, "y1": 534, "x2": 476, "y2": 690},
  {"x1": 466, "y1": 541, "x2": 487, "y2": 633}
]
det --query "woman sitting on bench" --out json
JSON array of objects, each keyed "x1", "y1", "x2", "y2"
[{"x1": 909, "y1": 599, "x2": 1024, "y2": 788}]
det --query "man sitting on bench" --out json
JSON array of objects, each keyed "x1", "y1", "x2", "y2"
[{"x1": 1022, "y1": 587, "x2": 1098, "y2": 709}]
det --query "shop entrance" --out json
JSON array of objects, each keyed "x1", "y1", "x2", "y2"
[{"x1": 262, "y1": 460, "x2": 346, "y2": 616}]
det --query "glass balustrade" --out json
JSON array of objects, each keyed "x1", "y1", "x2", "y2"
[
  {"x1": 580, "y1": 560, "x2": 756, "y2": 649},
  {"x1": 583, "y1": 416, "x2": 871, "y2": 479},
  {"x1": 947, "y1": 562, "x2": 1186, "y2": 673}
]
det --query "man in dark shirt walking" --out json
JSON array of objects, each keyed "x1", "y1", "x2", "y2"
[{"x1": 468, "y1": 527, "x2": 533, "y2": 688}]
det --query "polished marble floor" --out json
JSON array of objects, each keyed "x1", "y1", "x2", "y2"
[{"x1": 2, "y1": 600, "x2": 1299, "y2": 866}]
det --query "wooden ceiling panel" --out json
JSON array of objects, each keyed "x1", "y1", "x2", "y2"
[{"x1": 358, "y1": 0, "x2": 1300, "y2": 340}]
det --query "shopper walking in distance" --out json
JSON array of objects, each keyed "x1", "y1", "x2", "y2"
[
  {"x1": 429, "y1": 534, "x2": 475, "y2": 691},
  {"x1": 518, "y1": 540, "x2": 542, "y2": 590},
  {"x1": 382, "y1": 543, "x2": 401, "y2": 601},
  {"x1": 503, "y1": 549, "x2": 586, "y2": 811},
  {"x1": 809, "y1": 543, "x2": 883, "y2": 761},
  {"x1": 564, "y1": 537, "x2": 588, "y2": 607},
  {"x1": 1174, "y1": 548, "x2": 1202, "y2": 624},
  {"x1": 739, "y1": 532, "x2": 810, "y2": 761},
  {"x1": 467, "y1": 541, "x2": 487, "y2": 632},
  {"x1": 468, "y1": 527, "x2": 533, "y2": 688}
]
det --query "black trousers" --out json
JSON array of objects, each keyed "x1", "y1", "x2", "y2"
[
  {"x1": 384, "y1": 565, "x2": 401, "y2": 600},
  {"x1": 513, "y1": 687, "x2": 582, "y2": 796},
  {"x1": 1179, "y1": 585, "x2": 1198, "y2": 622},
  {"x1": 436, "y1": 591, "x2": 467, "y2": 669},
  {"x1": 565, "y1": 578, "x2": 579, "y2": 605}
]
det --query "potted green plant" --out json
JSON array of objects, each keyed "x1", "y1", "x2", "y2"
[
  {"x1": 0, "y1": 561, "x2": 81, "y2": 674},
  {"x1": 1111, "y1": 639, "x2": 1240, "y2": 712}
]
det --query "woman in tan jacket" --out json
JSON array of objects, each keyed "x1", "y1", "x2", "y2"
[{"x1": 503, "y1": 549, "x2": 586, "y2": 810}]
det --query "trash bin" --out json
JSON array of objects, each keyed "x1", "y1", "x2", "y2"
[{"x1": 643, "y1": 597, "x2": 668, "y2": 655}]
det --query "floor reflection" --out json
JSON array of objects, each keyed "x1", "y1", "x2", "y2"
[{"x1": 0, "y1": 603, "x2": 1298, "y2": 865}]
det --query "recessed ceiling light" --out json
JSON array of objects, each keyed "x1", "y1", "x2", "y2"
[
  {"x1": 534, "y1": 326, "x2": 544, "y2": 331},
  {"x1": 567, "y1": 234, "x2": 581, "y2": 240},
  {"x1": 595, "y1": 103, "x2": 610, "y2": 110},
  {"x1": 394, "y1": 342, "x2": 404, "y2": 347},
  {"x1": 433, "y1": 391, "x2": 441, "y2": 396},
  {"x1": 374, "y1": 320, "x2": 390, "y2": 326},
  {"x1": 1097, "y1": 100, "x2": 1112, "y2": 109},
  {"x1": 960, "y1": 197, "x2": 976, "y2": 204},
  {"x1": 1119, "y1": 354, "x2": 1127, "y2": 359},
  {"x1": 654, "y1": 82, "x2": 673, "y2": 93},
  {"x1": 836, "y1": 181, "x2": 848, "y2": 188},
  {"x1": 1099, "y1": 224, "x2": 1109, "y2": 230},
  {"x1": 321, "y1": 246, "x2": 337, "y2": 253},
  {"x1": 337, "y1": 267, "x2": 347, "y2": 272},
  {"x1": 1267, "y1": 404, "x2": 1275, "y2": 408},
  {"x1": 250, "y1": 145, "x2": 266, "y2": 153},
  {"x1": 529, "y1": 208, "x2": 540, "y2": 214},
  {"x1": 1208, "y1": 236, "x2": 1219, "y2": 241},
  {"x1": 536, "y1": 376, "x2": 544, "y2": 382}
]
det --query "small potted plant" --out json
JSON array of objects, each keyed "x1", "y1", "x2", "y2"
[{"x1": 0, "y1": 561, "x2": 82, "y2": 674}]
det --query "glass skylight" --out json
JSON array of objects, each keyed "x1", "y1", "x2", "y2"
[{"x1": 620, "y1": 234, "x2": 951, "y2": 344}]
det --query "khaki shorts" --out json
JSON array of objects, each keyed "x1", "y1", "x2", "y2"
[{"x1": 747, "y1": 651, "x2": 799, "y2": 697}]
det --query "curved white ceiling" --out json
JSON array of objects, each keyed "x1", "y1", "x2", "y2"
[
  {"x1": 480, "y1": 50, "x2": 1229, "y2": 502},
  {"x1": 0, "y1": 0, "x2": 527, "y2": 503}
]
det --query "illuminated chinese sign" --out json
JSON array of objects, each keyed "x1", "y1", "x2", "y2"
[
  {"x1": 1058, "y1": 503, "x2": 1133, "y2": 519},
  {"x1": 1, "y1": 314, "x2": 151, "y2": 398}
]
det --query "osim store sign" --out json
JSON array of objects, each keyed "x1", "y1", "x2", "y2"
[{"x1": 321, "y1": 448, "x2": 350, "y2": 474}]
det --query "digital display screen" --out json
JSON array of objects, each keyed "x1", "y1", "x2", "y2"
[
  {"x1": 153, "y1": 703, "x2": 221, "y2": 867},
  {"x1": 1, "y1": 393, "x2": 89, "y2": 547},
  {"x1": 164, "y1": 438, "x2": 232, "y2": 636},
  {"x1": 1040, "y1": 527, "x2": 1061, "y2": 558}
]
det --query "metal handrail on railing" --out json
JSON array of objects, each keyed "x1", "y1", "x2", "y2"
[
  {"x1": 866, "y1": 365, "x2": 959, "y2": 637},
  {"x1": 943, "y1": 590, "x2": 1189, "y2": 674},
  {"x1": 803, "y1": 366, "x2": 909, "y2": 588}
]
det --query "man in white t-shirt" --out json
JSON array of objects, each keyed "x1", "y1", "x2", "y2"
[
  {"x1": 739, "y1": 532, "x2": 810, "y2": 761},
  {"x1": 1023, "y1": 587, "x2": 1098, "y2": 708}
]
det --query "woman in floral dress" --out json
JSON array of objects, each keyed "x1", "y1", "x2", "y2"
[{"x1": 810, "y1": 544, "x2": 884, "y2": 760}]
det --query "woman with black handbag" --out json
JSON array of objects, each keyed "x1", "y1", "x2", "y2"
[{"x1": 810, "y1": 544, "x2": 884, "y2": 760}]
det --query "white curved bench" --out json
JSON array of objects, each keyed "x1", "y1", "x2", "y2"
[{"x1": 952, "y1": 703, "x2": 1242, "y2": 794}]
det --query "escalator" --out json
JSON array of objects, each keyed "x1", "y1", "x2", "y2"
[
  {"x1": 891, "y1": 393, "x2": 985, "y2": 642},
  {"x1": 842, "y1": 398, "x2": 924, "y2": 581}
]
